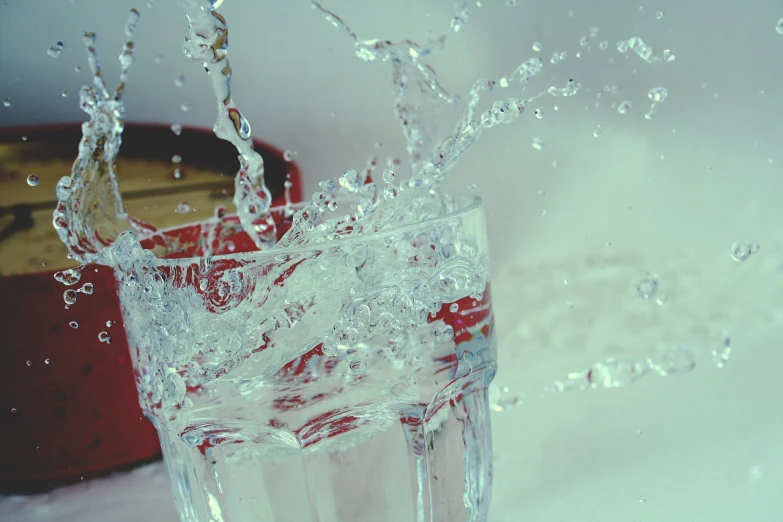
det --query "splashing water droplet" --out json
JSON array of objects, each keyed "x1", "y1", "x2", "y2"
[
  {"x1": 79, "y1": 282, "x2": 94, "y2": 295},
  {"x1": 98, "y1": 331, "x2": 112, "y2": 344},
  {"x1": 731, "y1": 241, "x2": 758, "y2": 262},
  {"x1": 69, "y1": 321, "x2": 79, "y2": 329},
  {"x1": 2, "y1": 97, "x2": 10, "y2": 107},
  {"x1": 712, "y1": 334, "x2": 732, "y2": 368},
  {"x1": 48, "y1": 41, "x2": 64, "y2": 58},
  {"x1": 171, "y1": 123, "x2": 182, "y2": 135},
  {"x1": 635, "y1": 275, "x2": 658, "y2": 298},
  {"x1": 26, "y1": 174, "x2": 39, "y2": 186},
  {"x1": 648, "y1": 87, "x2": 668, "y2": 102},
  {"x1": 63, "y1": 289, "x2": 78, "y2": 305}
]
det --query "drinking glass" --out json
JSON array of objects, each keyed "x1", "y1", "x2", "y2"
[{"x1": 113, "y1": 193, "x2": 497, "y2": 522}]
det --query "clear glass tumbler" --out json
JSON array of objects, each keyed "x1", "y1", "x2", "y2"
[{"x1": 113, "y1": 193, "x2": 496, "y2": 522}]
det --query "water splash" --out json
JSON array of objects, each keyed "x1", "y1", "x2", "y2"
[
  {"x1": 52, "y1": 9, "x2": 141, "y2": 263},
  {"x1": 176, "y1": 0, "x2": 276, "y2": 250}
]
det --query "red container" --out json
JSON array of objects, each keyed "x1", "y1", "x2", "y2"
[{"x1": 0, "y1": 124, "x2": 302, "y2": 493}]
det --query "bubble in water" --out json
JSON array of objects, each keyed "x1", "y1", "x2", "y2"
[
  {"x1": 47, "y1": 41, "x2": 64, "y2": 58},
  {"x1": 69, "y1": 321, "x2": 79, "y2": 329},
  {"x1": 712, "y1": 334, "x2": 731, "y2": 368},
  {"x1": 2, "y1": 97, "x2": 10, "y2": 107},
  {"x1": 731, "y1": 241, "x2": 758, "y2": 262},
  {"x1": 283, "y1": 149, "x2": 297, "y2": 162},
  {"x1": 617, "y1": 100, "x2": 633, "y2": 114},
  {"x1": 54, "y1": 268, "x2": 81, "y2": 286},
  {"x1": 63, "y1": 289, "x2": 78, "y2": 305},
  {"x1": 449, "y1": 303, "x2": 459, "y2": 313},
  {"x1": 635, "y1": 275, "x2": 658, "y2": 298},
  {"x1": 98, "y1": 331, "x2": 112, "y2": 344},
  {"x1": 434, "y1": 325, "x2": 454, "y2": 342},
  {"x1": 349, "y1": 359, "x2": 367, "y2": 374},
  {"x1": 532, "y1": 41, "x2": 542, "y2": 51},
  {"x1": 777, "y1": 18, "x2": 783, "y2": 35},
  {"x1": 171, "y1": 123, "x2": 182, "y2": 135},
  {"x1": 532, "y1": 136, "x2": 545, "y2": 150},
  {"x1": 176, "y1": 201, "x2": 191, "y2": 214},
  {"x1": 26, "y1": 174, "x2": 39, "y2": 186},
  {"x1": 174, "y1": 74, "x2": 185, "y2": 87},
  {"x1": 171, "y1": 154, "x2": 182, "y2": 164},
  {"x1": 648, "y1": 87, "x2": 668, "y2": 102}
]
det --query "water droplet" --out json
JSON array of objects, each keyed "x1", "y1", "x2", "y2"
[
  {"x1": 777, "y1": 18, "x2": 783, "y2": 35},
  {"x1": 98, "y1": 331, "x2": 112, "y2": 344},
  {"x1": 731, "y1": 241, "x2": 758, "y2": 262},
  {"x1": 172, "y1": 168, "x2": 183, "y2": 179},
  {"x1": 171, "y1": 123, "x2": 182, "y2": 135},
  {"x1": 617, "y1": 100, "x2": 633, "y2": 114},
  {"x1": 74, "y1": 65, "x2": 81, "y2": 72},
  {"x1": 639, "y1": 496, "x2": 647, "y2": 503},
  {"x1": 635, "y1": 275, "x2": 658, "y2": 299},
  {"x1": 63, "y1": 289, "x2": 78, "y2": 305},
  {"x1": 2, "y1": 97, "x2": 10, "y2": 107},
  {"x1": 10, "y1": 408, "x2": 17, "y2": 414},
  {"x1": 579, "y1": 36, "x2": 589, "y2": 47},
  {"x1": 663, "y1": 49, "x2": 675, "y2": 62},
  {"x1": 712, "y1": 334, "x2": 731, "y2": 368},
  {"x1": 26, "y1": 174, "x2": 39, "y2": 186},
  {"x1": 79, "y1": 282, "x2": 94, "y2": 295},
  {"x1": 154, "y1": 54, "x2": 163, "y2": 63},
  {"x1": 180, "y1": 102, "x2": 191, "y2": 112},
  {"x1": 593, "y1": 124, "x2": 602, "y2": 138},
  {"x1": 599, "y1": 40, "x2": 609, "y2": 50},
  {"x1": 656, "y1": 10, "x2": 664, "y2": 19},
  {"x1": 322, "y1": 339, "x2": 339, "y2": 357},
  {"x1": 171, "y1": 154, "x2": 182, "y2": 164},
  {"x1": 589, "y1": 27, "x2": 599, "y2": 38},
  {"x1": 47, "y1": 41, "x2": 64, "y2": 58},
  {"x1": 69, "y1": 321, "x2": 79, "y2": 329},
  {"x1": 176, "y1": 201, "x2": 191, "y2": 214},
  {"x1": 283, "y1": 149, "x2": 297, "y2": 162},
  {"x1": 638, "y1": 5, "x2": 646, "y2": 14},
  {"x1": 45, "y1": 358, "x2": 50, "y2": 364},
  {"x1": 449, "y1": 303, "x2": 459, "y2": 313},
  {"x1": 532, "y1": 41, "x2": 542, "y2": 52},
  {"x1": 506, "y1": 0, "x2": 517, "y2": 5},
  {"x1": 532, "y1": 136, "x2": 545, "y2": 150},
  {"x1": 174, "y1": 74, "x2": 185, "y2": 87},
  {"x1": 106, "y1": 320, "x2": 113, "y2": 328},
  {"x1": 26, "y1": 360, "x2": 32, "y2": 367},
  {"x1": 648, "y1": 87, "x2": 668, "y2": 102},
  {"x1": 534, "y1": 108, "x2": 544, "y2": 119}
]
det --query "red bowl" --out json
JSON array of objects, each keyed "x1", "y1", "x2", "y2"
[{"x1": 0, "y1": 123, "x2": 302, "y2": 493}]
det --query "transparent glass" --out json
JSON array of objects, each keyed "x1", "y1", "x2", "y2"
[{"x1": 113, "y1": 194, "x2": 496, "y2": 522}]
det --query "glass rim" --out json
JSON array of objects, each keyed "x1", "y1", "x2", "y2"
[{"x1": 149, "y1": 192, "x2": 485, "y2": 266}]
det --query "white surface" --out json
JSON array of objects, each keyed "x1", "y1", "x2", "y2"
[{"x1": 2, "y1": 0, "x2": 783, "y2": 520}]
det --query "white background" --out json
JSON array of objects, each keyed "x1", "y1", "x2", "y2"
[{"x1": 1, "y1": 0, "x2": 782, "y2": 520}]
